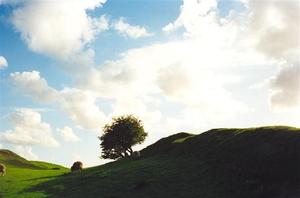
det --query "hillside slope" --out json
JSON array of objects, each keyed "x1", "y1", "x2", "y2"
[
  {"x1": 0, "y1": 150, "x2": 68, "y2": 198},
  {"x1": 0, "y1": 149, "x2": 65, "y2": 170},
  {"x1": 24, "y1": 126, "x2": 300, "y2": 198}
]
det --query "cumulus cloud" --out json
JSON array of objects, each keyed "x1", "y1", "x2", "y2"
[
  {"x1": 11, "y1": 0, "x2": 107, "y2": 61},
  {"x1": 8, "y1": 0, "x2": 254, "y2": 133},
  {"x1": 248, "y1": 0, "x2": 300, "y2": 59},
  {"x1": 10, "y1": 71, "x2": 107, "y2": 129},
  {"x1": 75, "y1": 0, "x2": 300, "y2": 130},
  {"x1": 0, "y1": 56, "x2": 8, "y2": 69},
  {"x1": 270, "y1": 62, "x2": 300, "y2": 109},
  {"x1": 244, "y1": 0, "x2": 300, "y2": 109},
  {"x1": 113, "y1": 18, "x2": 152, "y2": 39},
  {"x1": 10, "y1": 71, "x2": 58, "y2": 103},
  {"x1": 0, "y1": 109, "x2": 59, "y2": 147},
  {"x1": 57, "y1": 126, "x2": 80, "y2": 142},
  {"x1": 157, "y1": 63, "x2": 191, "y2": 96},
  {"x1": 77, "y1": 35, "x2": 251, "y2": 123},
  {"x1": 8, "y1": 0, "x2": 300, "y2": 138},
  {"x1": 163, "y1": 0, "x2": 218, "y2": 34},
  {"x1": 14, "y1": 145, "x2": 39, "y2": 160},
  {"x1": 93, "y1": 15, "x2": 109, "y2": 33},
  {"x1": 60, "y1": 88, "x2": 107, "y2": 129}
]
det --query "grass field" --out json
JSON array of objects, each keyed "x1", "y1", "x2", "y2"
[
  {"x1": 1, "y1": 126, "x2": 300, "y2": 198},
  {"x1": 0, "y1": 150, "x2": 68, "y2": 197}
]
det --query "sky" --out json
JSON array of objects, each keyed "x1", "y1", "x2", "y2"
[{"x1": 0, "y1": 0, "x2": 299, "y2": 167}]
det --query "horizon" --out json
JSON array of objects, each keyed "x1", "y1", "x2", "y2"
[
  {"x1": 0, "y1": 0, "x2": 299, "y2": 167},
  {"x1": 1, "y1": 125, "x2": 299, "y2": 167}
]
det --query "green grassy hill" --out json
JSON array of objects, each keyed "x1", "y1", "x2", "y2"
[
  {"x1": 0, "y1": 149, "x2": 64, "y2": 170},
  {"x1": 0, "y1": 149, "x2": 68, "y2": 198},
  {"x1": 1, "y1": 126, "x2": 300, "y2": 198},
  {"x1": 0, "y1": 149, "x2": 38, "y2": 169}
]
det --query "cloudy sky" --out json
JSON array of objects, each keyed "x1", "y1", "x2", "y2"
[{"x1": 0, "y1": 0, "x2": 299, "y2": 167}]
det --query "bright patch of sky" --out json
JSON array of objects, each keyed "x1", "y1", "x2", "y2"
[{"x1": 0, "y1": 0, "x2": 299, "y2": 167}]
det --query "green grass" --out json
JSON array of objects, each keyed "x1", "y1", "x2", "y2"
[
  {"x1": 1, "y1": 126, "x2": 300, "y2": 198},
  {"x1": 0, "y1": 150, "x2": 68, "y2": 197},
  {"x1": 0, "y1": 167, "x2": 68, "y2": 198}
]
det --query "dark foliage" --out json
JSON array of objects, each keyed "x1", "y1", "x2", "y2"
[{"x1": 99, "y1": 115, "x2": 147, "y2": 160}]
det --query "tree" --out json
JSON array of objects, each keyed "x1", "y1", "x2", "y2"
[{"x1": 99, "y1": 115, "x2": 147, "y2": 160}]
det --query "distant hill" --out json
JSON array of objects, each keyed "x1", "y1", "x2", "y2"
[
  {"x1": 0, "y1": 149, "x2": 65, "y2": 170},
  {"x1": 1, "y1": 126, "x2": 300, "y2": 198}
]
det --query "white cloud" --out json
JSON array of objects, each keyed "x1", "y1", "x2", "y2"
[
  {"x1": 270, "y1": 62, "x2": 300, "y2": 109},
  {"x1": 93, "y1": 15, "x2": 109, "y2": 33},
  {"x1": 57, "y1": 126, "x2": 80, "y2": 142},
  {"x1": 8, "y1": 0, "x2": 300, "y2": 140},
  {"x1": 60, "y1": 88, "x2": 107, "y2": 129},
  {"x1": 10, "y1": 71, "x2": 58, "y2": 103},
  {"x1": 78, "y1": 37, "x2": 251, "y2": 123},
  {"x1": 10, "y1": 71, "x2": 107, "y2": 129},
  {"x1": 248, "y1": 0, "x2": 300, "y2": 60},
  {"x1": 245, "y1": 0, "x2": 300, "y2": 109},
  {"x1": 10, "y1": 0, "x2": 252, "y2": 130},
  {"x1": 76, "y1": 0, "x2": 300, "y2": 133},
  {"x1": 14, "y1": 145, "x2": 38, "y2": 160},
  {"x1": 0, "y1": 56, "x2": 8, "y2": 69},
  {"x1": 11, "y1": 0, "x2": 107, "y2": 61},
  {"x1": 110, "y1": 97, "x2": 162, "y2": 134},
  {"x1": 163, "y1": 0, "x2": 218, "y2": 34},
  {"x1": 113, "y1": 18, "x2": 152, "y2": 39},
  {"x1": 163, "y1": 0, "x2": 299, "y2": 111},
  {"x1": 0, "y1": 108, "x2": 59, "y2": 147}
]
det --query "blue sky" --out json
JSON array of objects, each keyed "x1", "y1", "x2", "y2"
[{"x1": 0, "y1": 0, "x2": 299, "y2": 167}]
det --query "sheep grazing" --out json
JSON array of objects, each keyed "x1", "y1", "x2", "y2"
[
  {"x1": 132, "y1": 151, "x2": 141, "y2": 159},
  {"x1": 71, "y1": 161, "x2": 83, "y2": 173},
  {"x1": 0, "y1": 163, "x2": 6, "y2": 176}
]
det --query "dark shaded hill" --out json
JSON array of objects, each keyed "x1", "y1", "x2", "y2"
[{"x1": 24, "y1": 126, "x2": 300, "y2": 197}]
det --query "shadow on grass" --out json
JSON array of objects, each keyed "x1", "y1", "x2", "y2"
[
  {"x1": 24, "y1": 127, "x2": 300, "y2": 198},
  {"x1": 24, "y1": 170, "x2": 151, "y2": 198},
  {"x1": 24, "y1": 158, "x2": 151, "y2": 198},
  {"x1": 22, "y1": 175, "x2": 58, "y2": 181},
  {"x1": 24, "y1": 157, "x2": 167, "y2": 198},
  {"x1": 24, "y1": 173, "x2": 85, "y2": 198}
]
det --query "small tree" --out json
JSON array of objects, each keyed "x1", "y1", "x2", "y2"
[{"x1": 99, "y1": 115, "x2": 147, "y2": 160}]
